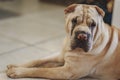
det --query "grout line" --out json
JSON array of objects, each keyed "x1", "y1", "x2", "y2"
[
  {"x1": 0, "y1": 46, "x2": 27, "y2": 56},
  {"x1": 0, "y1": 33, "x2": 65, "y2": 56},
  {"x1": 34, "y1": 43, "x2": 63, "y2": 54},
  {"x1": 0, "y1": 45, "x2": 52, "y2": 57},
  {"x1": 0, "y1": 33, "x2": 32, "y2": 46},
  {"x1": 31, "y1": 45, "x2": 52, "y2": 53},
  {"x1": 33, "y1": 34, "x2": 65, "y2": 45},
  {"x1": 0, "y1": 32, "x2": 65, "y2": 46}
]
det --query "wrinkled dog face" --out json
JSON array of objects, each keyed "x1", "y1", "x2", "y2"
[{"x1": 64, "y1": 4, "x2": 105, "y2": 52}]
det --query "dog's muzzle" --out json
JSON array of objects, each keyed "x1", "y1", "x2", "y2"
[
  {"x1": 71, "y1": 31, "x2": 91, "y2": 52},
  {"x1": 76, "y1": 31, "x2": 88, "y2": 41}
]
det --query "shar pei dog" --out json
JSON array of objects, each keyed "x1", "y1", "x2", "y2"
[{"x1": 7, "y1": 4, "x2": 120, "y2": 80}]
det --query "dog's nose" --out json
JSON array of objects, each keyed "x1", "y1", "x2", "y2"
[{"x1": 76, "y1": 31, "x2": 87, "y2": 40}]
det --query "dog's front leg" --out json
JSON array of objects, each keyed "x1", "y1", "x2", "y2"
[
  {"x1": 7, "y1": 52, "x2": 64, "y2": 68},
  {"x1": 7, "y1": 65, "x2": 74, "y2": 79}
]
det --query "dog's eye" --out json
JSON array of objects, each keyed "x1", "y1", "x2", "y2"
[
  {"x1": 87, "y1": 18, "x2": 96, "y2": 27},
  {"x1": 89, "y1": 20, "x2": 96, "y2": 27},
  {"x1": 91, "y1": 21, "x2": 96, "y2": 27},
  {"x1": 72, "y1": 17, "x2": 77, "y2": 25}
]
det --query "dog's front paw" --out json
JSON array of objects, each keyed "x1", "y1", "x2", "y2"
[
  {"x1": 7, "y1": 67, "x2": 25, "y2": 78},
  {"x1": 7, "y1": 64, "x2": 18, "y2": 69}
]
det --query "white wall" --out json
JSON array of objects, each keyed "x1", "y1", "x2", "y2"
[{"x1": 112, "y1": 0, "x2": 120, "y2": 28}]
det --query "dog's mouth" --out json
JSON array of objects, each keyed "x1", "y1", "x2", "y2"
[{"x1": 71, "y1": 34, "x2": 92, "y2": 52}]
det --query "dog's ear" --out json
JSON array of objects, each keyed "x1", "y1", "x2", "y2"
[
  {"x1": 94, "y1": 6, "x2": 105, "y2": 17},
  {"x1": 64, "y1": 4, "x2": 77, "y2": 14}
]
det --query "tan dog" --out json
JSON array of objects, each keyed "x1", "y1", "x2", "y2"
[{"x1": 7, "y1": 4, "x2": 120, "y2": 80}]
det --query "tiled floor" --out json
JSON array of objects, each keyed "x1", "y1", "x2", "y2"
[
  {"x1": 0, "y1": 1, "x2": 66, "y2": 80},
  {"x1": 1, "y1": 1, "x2": 117, "y2": 80}
]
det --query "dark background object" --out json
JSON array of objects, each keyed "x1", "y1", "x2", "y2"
[
  {"x1": 40, "y1": 0, "x2": 85, "y2": 6},
  {"x1": 0, "y1": 9, "x2": 20, "y2": 20},
  {"x1": 40, "y1": 0, "x2": 113, "y2": 25},
  {"x1": 81, "y1": 0, "x2": 113, "y2": 25},
  {"x1": 0, "y1": 0, "x2": 20, "y2": 20}
]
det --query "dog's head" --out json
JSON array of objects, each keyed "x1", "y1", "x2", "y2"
[{"x1": 64, "y1": 4, "x2": 105, "y2": 52}]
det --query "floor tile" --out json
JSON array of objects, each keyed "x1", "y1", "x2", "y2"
[
  {"x1": 36, "y1": 36, "x2": 65, "y2": 52},
  {"x1": 0, "y1": 46, "x2": 51, "y2": 70},
  {"x1": 0, "y1": 12, "x2": 65, "y2": 44},
  {"x1": 0, "y1": 46, "x2": 52, "y2": 80},
  {"x1": 0, "y1": 34, "x2": 26, "y2": 54}
]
